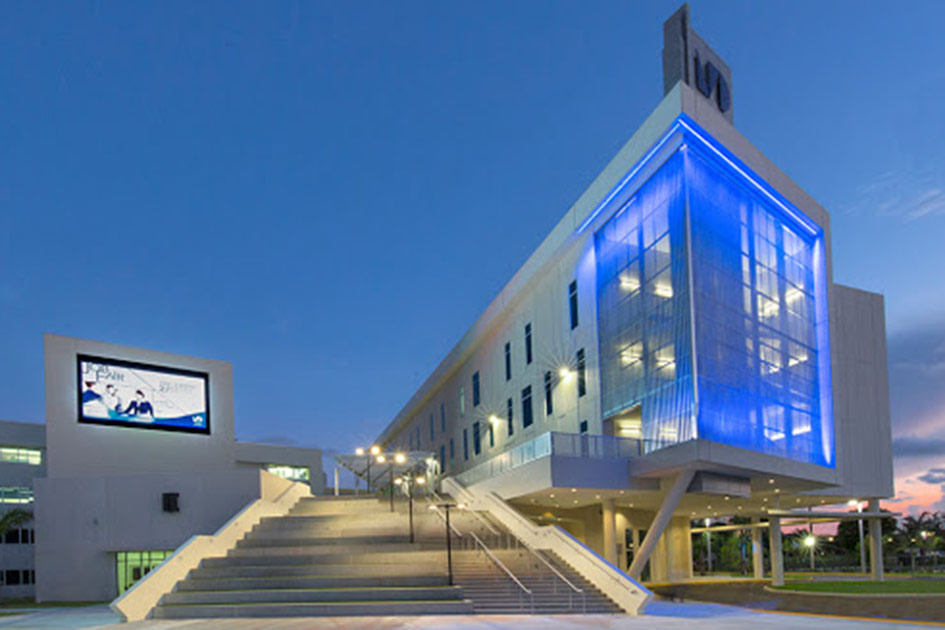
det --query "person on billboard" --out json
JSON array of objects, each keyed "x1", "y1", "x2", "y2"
[
  {"x1": 104, "y1": 384, "x2": 124, "y2": 413},
  {"x1": 123, "y1": 390, "x2": 155, "y2": 420},
  {"x1": 81, "y1": 381, "x2": 102, "y2": 404}
]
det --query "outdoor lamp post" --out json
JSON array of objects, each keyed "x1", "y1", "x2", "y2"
[
  {"x1": 430, "y1": 502, "x2": 464, "y2": 585},
  {"x1": 804, "y1": 534, "x2": 816, "y2": 570},
  {"x1": 397, "y1": 475, "x2": 426, "y2": 543}
]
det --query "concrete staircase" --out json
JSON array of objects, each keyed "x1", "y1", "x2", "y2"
[
  {"x1": 444, "y1": 509, "x2": 623, "y2": 614},
  {"x1": 153, "y1": 495, "x2": 473, "y2": 619},
  {"x1": 153, "y1": 493, "x2": 625, "y2": 618}
]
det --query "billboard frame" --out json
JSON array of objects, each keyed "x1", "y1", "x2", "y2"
[{"x1": 76, "y1": 354, "x2": 211, "y2": 436}]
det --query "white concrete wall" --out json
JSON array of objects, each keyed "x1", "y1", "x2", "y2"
[
  {"x1": 821, "y1": 284, "x2": 894, "y2": 499},
  {"x1": 34, "y1": 468, "x2": 262, "y2": 602},
  {"x1": 43, "y1": 334, "x2": 235, "y2": 478},
  {"x1": 235, "y1": 442, "x2": 325, "y2": 494}
]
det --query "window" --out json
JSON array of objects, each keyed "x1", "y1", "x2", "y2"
[
  {"x1": 472, "y1": 422, "x2": 481, "y2": 455},
  {"x1": 4, "y1": 570, "x2": 20, "y2": 586},
  {"x1": 488, "y1": 422, "x2": 495, "y2": 448},
  {"x1": 506, "y1": 398, "x2": 514, "y2": 436},
  {"x1": 429, "y1": 414, "x2": 435, "y2": 440},
  {"x1": 504, "y1": 343, "x2": 512, "y2": 381},
  {"x1": 577, "y1": 348, "x2": 587, "y2": 397},
  {"x1": 416, "y1": 426, "x2": 422, "y2": 449},
  {"x1": 449, "y1": 438, "x2": 455, "y2": 466},
  {"x1": 265, "y1": 465, "x2": 310, "y2": 482},
  {"x1": 525, "y1": 324, "x2": 533, "y2": 365},
  {"x1": 463, "y1": 429, "x2": 469, "y2": 461},
  {"x1": 3, "y1": 530, "x2": 18, "y2": 544},
  {"x1": 544, "y1": 371, "x2": 553, "y2": 416},
  {"x1": 440, "y1": 403, "x2": 446, "y2": 432},
  {"x1": 579, "y1": 420, "x2": 589, "y2": 434},
  {"x1": 0, "y1": 447, "x2": 41, "y2": 466},
  {"x1": 459, "y1": 386, "x2": 466, "y2": 417},
  {"x1": 22, "y1": 570, "x2": 34, "y2": 585},
  {"x1": 439, "y1": 445, "x2": 446, "y2": 471},
  {"x1": 0, "y1": 487, "x2": 33, "y2": 504},
  {"x1": 117, "y1": 551, "x2": 173, "y2": 595},
  {"x1": 522, "y1": 386, "x2": 533, "y2": 428},
  {"x1": 569, "y1": 280, "x2": 579, "y2": 329},
  {"x1": 472, "y1": 372, "x2": 480, "y2": 407}
]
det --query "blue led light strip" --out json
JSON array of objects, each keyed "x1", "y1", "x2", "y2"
[
  {"x1": 578, "y1": 115, "x2": 820, "y2": 237},
  {"x1": 577, "y1": 121, "x2": 683, "y2": 233}
]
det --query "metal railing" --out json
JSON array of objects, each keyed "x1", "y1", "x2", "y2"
[
  {"x1": 429, "y1": 491, "x2": 587, "y2": 612},
  {"x1": 455, "y1": 431, "x2": 672, "y2": 487},
  {"x1": 463, "y1": 531, "x2": 534, "y2": 613}
]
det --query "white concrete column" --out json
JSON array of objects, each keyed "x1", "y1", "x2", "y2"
[
  {"x1": 751, "y1": 517, "x2": 764, "y2": 579},
  {"x1": 868, "y1": 498, "x2": 885, "y2": 582},
  {"x1": 602, "y1": 499, "x2": 618, "y2": 566},
  {"x1": 769, "y1": 516, "x2": 784, "y2": 586},
  {"x1": 628, "y1": 469, "x2": 695, "y2": 580}
]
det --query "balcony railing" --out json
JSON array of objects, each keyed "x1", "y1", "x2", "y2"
[{"x1": 455, "y1": 431, "x2": 649, "y2": 487}]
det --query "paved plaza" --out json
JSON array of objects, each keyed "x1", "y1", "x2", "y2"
[{"x1": 0, "y1": 602, "x2": 940, "y2": 630}]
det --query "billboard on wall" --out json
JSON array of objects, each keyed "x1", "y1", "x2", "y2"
[{"x1": 77, "y1": 355, "x2": 210, "y2": 434}]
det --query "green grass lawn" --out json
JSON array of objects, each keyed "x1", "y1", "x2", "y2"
[{"x1": 776, "y1": 580, "x2": 945, "y2": 594}]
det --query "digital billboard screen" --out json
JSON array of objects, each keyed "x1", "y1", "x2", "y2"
[{"x1": 77, "y1": 355, "x2": 210, "y2": 435}]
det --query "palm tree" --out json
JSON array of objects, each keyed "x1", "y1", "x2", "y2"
[{"x1": 0, "y1": 509, "x2": 33, "y2": 599}]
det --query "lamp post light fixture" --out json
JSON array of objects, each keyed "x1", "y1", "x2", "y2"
[
  {"x1": 804, "y1": 534, "x2": 816, "y2": 570},
  {"x1": 397, "y1": 475, "x2": 426, "y2": 543},
  {"x1": 429, "y1": 502, "x2": 465, "y2": 585}
]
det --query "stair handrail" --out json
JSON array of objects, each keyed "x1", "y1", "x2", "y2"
[
  {"x1": 435, "y1": 486, "x2": 584, "y2": 610},
  {"x1": 466, "y1": 530, "x2": 534, "y2": 613},
  {"x1": 430, "y1": 489, "x2": 500, "y2": 536},
  {"x1": 519, "y1": 540, "x2": 586, "y2": 613},
  {"x1": 425, "y1": 496, "x2": 464, "y2": 538}
]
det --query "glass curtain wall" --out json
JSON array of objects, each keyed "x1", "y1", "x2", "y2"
[
  {"x1": 686, "y1": 146, "x2": 831, "y2": 467},
  {"x1": 595, "y1": 150, "x2": 696, "y2": 451}
]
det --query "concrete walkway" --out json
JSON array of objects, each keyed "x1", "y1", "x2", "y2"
[{"x1": 0, "y1": 601, "x2": 937, "y2": 629}]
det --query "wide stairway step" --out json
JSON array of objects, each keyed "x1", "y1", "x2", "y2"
[{"x1": 153, "y1": 600, "x2": 475, "y2": 619}]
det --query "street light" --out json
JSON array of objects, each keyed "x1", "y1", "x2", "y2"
[
  {"x1": 396, "y1": 475, "x2": 426, "y2": 543},
  {"x1": 804, "y1": 534, "x2": 816, "y2": 570},
  {"x1": 429, "y1": 502, "x2": 465, "y2": 585}
]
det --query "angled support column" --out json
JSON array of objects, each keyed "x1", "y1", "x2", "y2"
[
  {"x1": 628, "y1": 469, "x2": 695, "y2": 580},
  {"x1": 769, "y1": 516, "x2": 784, "y2": 586},
  {"x1": 868, "y1": 498, "x2": 885, "y2": 582},
  {"x1": 751, "y1": 517, "x2": 764, "y2": 579}
]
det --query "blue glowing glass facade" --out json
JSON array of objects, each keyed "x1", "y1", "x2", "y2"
[
  {"x1": 594, "y1": 118, "x2": 834, "y2": 467},
  {"x1": 595, "y1": 151, "x2": 696, "y2": 448}
]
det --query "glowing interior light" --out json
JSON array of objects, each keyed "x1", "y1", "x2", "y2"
[
  {"x1": 653, "y1": 283, "x2": 674, "y2": 298},
  {"x1": 785, "y1": 287, "x2": 804, "y2": 304},
  {"x1": 659, "y1": 426, "x2": 678, "y2": 440},
  {"x1": 787, "y1": 354, "x2": 808, "y2": 367},
  {"x1": 620, "y1": 343, "x2": 642, "y2": 366},
  {"x1": 619, "y1": 273, "x2": 640, "y2": 292}
]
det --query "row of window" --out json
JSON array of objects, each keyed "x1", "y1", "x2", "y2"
[
  {"x1": 0, "y1": 570, "x2": 35, "y2": 586},
  {"x1": 0, "y1": 487, "x2": 33, "y2": 504},
  {"x1": 1, "y1": 528, "x2": 34, "y2": 545},
  {"x1": 0, "y1": 446, "x2": 42, "y2": 466},
  {"x1": 264, "y1": 464, "x2": 310, "y2": 482},
  {"x1": 431, "y1": 347, "x2": 587, "y2": 473},
  {"x1": 409, "y1": 279, "x2": 583, "y2": 454}
]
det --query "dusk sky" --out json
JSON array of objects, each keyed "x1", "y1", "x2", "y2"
[{"x1": 1, "y1": 1, "x2": 943, "y2": 514}]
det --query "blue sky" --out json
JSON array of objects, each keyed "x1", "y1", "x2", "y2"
[{"x1": 1, "y1": 1, "x2": 943, "y2": 508}]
